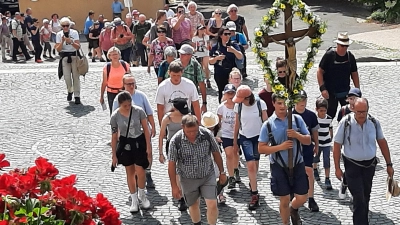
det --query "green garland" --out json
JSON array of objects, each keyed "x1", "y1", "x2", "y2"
[{"x1": 253, "y1": 0, "x2": 327, "y2": 106}]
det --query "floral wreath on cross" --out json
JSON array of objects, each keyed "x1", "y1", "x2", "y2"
[{"x1": 253, "y1": 0, "x2": 327, "y2": 106}]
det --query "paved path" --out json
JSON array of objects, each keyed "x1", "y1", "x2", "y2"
[{"x1": 1, "y1": 59, "x2": 400, "y2": 225}]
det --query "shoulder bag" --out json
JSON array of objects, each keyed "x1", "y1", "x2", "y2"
[{"x1": 76, "y1": 48, "x2": 89, "y2": 76}]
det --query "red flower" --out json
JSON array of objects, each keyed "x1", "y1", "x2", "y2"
[
  {"x1": 0, "y1": 221, "x2": 8, "y2": 225},
  {"x1": 101, "y1": 209, "x2": 121, "y2": 225},
  {"x1": 51, "y1": 175, "x2": 77, "y2": 190},
  {"x1": 0, "y1": 154, "x2": 10, "y2": 170},
  {"x1": 28, "y1": 157, "x2": 59, "y2": 181}
]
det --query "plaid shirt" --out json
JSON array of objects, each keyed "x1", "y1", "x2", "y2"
[
  {"x1": 166, "y1": 58, "x2": 204, "y2": 85},
  {"x1": 168, "y1": 126, "x2": 220, "y2": 179}
]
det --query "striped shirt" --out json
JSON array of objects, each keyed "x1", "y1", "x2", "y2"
[{"x1": 318, "y1": 114, "x2": 333, "y2": 147}]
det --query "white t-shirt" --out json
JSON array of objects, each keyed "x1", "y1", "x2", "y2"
[
  {"x1": 192, "y1": 35, "x2": 209, "y2": 58},
  {"x1": 56, "y1": 29, "x2": 79, "y2": 52},
  {"x1": 217, "y1": 102, "x2": 235, "y2": 138},
  {"x1": 234, "y1": 99, "x2": 267, "y2": 138},
  {"x1": 166, "y1": 9, "x2": 175, "y2": 19},
  {"x1": 155, "y1": 77, "x2": 199, "y2": 114}
]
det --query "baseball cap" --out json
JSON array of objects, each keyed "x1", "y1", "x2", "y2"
[
  {"x1": 197, "y1": 24, "x2": 205, "y2": 30},
  {"x1": 178, "y1": 44, "x2": 194, "y2": 55},
  {"x1": 347, "y1": 87, "x2": 362, "y2": 97},
  {"x1": 226, "y1": 21, "x2": 236, "y2": 31},
  {"x1": 299, "y1": 90, "x2": 308, "y2": 98},
  {"x1": 113, "y1": 17, "x2": 122, "y2": 26},
  {"x1": 233, "y1": 85, "x2": 252, "y2": 103},
  {"x1": 172, "y1": 98, "x2": 190, "y2": 115},
  {"x1": 223, "y1": 84, "x2": 236, "y2": 94}
]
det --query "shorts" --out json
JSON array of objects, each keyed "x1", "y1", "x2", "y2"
[
  {"x1": 270, "y1": 162, "x2": 309, "y2": 196},
  {"x1": 85, "y1": 34, "x2": 93, "y2": 49},
  {"x1": 220, "y1": 137, "x2": 239, "y2": 149},
  {"x1": 117, "y1": 134, "x2": 149, "y2": 168},
  {"x1": 313, "y1": 146, "x2": 331, "y2": 169},
  {"x1": 180, "y1": 172, "x2": 217, "y2": 207},
  {"x1": 303, "y1": 145, "x2": 314, "y2": 167},
  {"x1": 91, "y1": 39, "x2": 99, "y2": 49},
  {"x1": 239, "y1": 134, "x2": 260, "y2": 161}
]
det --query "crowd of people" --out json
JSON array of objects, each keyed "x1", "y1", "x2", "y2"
[{"x1": 1, "y1": 1, "x2": 398, "y2": 225}]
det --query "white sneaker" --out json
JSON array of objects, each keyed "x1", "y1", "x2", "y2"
[
  {"x1": 129, "y1": 194, "x2": 139, "y2": 213},
  {"x1": 138, "y1": 189, "x2": 151, "y2": 209},
  {"x1": 338, "y1": 181, "x2": 347, "y2": 200}
]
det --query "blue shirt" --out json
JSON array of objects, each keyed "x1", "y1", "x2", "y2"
[
  {"x1": 293, "y1": 108, "x2": 320, "y2": 152},
  {"x1": 112, "y1": 1, "x2": 124, "y2": 13},
  {"x1": 83, "y1": 17, "x2": 93, "y2": 34},
  {"x1": 157, "y1": 60, "x2": 169, "y2": 80},
  {"x1": 209, "y1": 42, "x2": 243, "y2": 75},
  {"x1": 112, "y1": 90, "x2": 154, "y2": 116},
  {"x1": 230, "y1": 32, "x2": 247, "y2": 45},
  {"x1": 258, "y1": 113, "x2": 310, "y2": 166},
  {"x1": 333, "y1": 113, "x2": 384, "y2": 161}
]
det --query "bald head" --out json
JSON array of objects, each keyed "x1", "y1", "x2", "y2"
[
  {"x1": 139, "y1": 14, "x2": 146, "y2": 22},
  {"x1": 354, "y1": 97, "x2": 369, "y2": 109}
]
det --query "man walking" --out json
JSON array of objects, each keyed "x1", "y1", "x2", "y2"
[
  {"x1": 333, "y1": 98, "x2": 394, "y2": 225},
  {"x1": 168, "y1": 114, "x2": 227, "y2": 225},
  {"x1": 1, "y1": 16, "x2": 13, "y2": 61},
  {"x1": 84, "y1": 10, "x2": 95, "y2": 57},
  {"x1": 11, "y1": 12, "x2": 31, "y2": 62},
  {"x1": 132, "y1": 14, "x2": 151, "y2": 66}
]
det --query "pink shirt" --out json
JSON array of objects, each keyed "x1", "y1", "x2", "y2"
[
  {"x1": 149, "y1": 37, "x2": 175, "y2": 68},
  {"x1": 171, "y1": 17, "x2": 191, "y2": 44},
  {"x1": 100, "y1": 29, "x2": 113, "y2": 51}
]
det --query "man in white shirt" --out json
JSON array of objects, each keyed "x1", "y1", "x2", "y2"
[
  {"x1": 164, "y1": 4, "x2": 175, "y2": 19},
  {"x1": 155, "y1": 60, "x2": 201, "y2": 126}
]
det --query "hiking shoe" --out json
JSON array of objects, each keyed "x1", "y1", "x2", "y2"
[
  {"x1": 67, "y1": 92, "x2": 73, "y2": 101},
  {"x1": 325, "y1": 178, "x2": 333, "y2": 190},
  {"x1": 129, "y1": 194, "x2": 139, "y2": 213},
  {"x1": 138, "y1": 189, "x2": 151, "y2": 209},
  {"x1": 234, "y1": 168, "x2": 241, "y2": 183},
  {"x1": 74, "y1": 97, "x2": 81, "y2": 105},
  {"x1": 227, "y1": 177, "x2": 236, "y2": 189},
  {"x1": 248, "y1": 194, "x2": 259, "y2": 210},
  {"x1": 314, "y1": 169, "x2": 320, "y2": 181},
  {"x1": 338, "y1": 181, "x2": 347, "y2": 199},
  {"x1": 308, "y1": 198, "x2": 319, "y2": 212},
  {"x1": 145, "y1": 170, "x2": 155, "y2": 188},
  {"x1": 178, "y1": 198, "x2": 188, "y2": 211},
  {"x1": 290, "y1": 206, "x2": 302, "y2": 225},
  {"x1": 206, "y1": 79, "x2": 211, "y2": 88}
]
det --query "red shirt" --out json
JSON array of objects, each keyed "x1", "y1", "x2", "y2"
[{"x1": 258, "y1": 88, "x2": 275, "y2": 117}]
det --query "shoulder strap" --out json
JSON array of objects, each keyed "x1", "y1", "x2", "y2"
[
  {"x1": 106, "y1": 62, "x2": 111, "y2": 80},
  {"x1": 266, "y1": 121, "x2": 277, "y2": 146},
  {"x1": 343, "y1": 114, "x2": 351, "y2": 145},
  {"x1": 120, "y1": 60, "x2": 128, "y2": 72},
  {"x1": 256, "y1": 97, "x2": 262, "y2": 123},
  {"x1": 125, "y1": 107, "x2": 133, "y2": 137},
  {"x1": 193, "y1": 59, "x2": 198, "y2": 84},
  {"x1": 174, "y1": 132, "x2": 183, "y2": 151},
  {"x1": 368, "y1": 114, "x2": 378, "y2": 138},
  {"x1": 238, "y1": 103, "x2": 243, "y2": 130},
  {"x1": 341, "y1": 106, "x2": 346, "y2": 117},
  {"x1": 236, "y1": 33, "x2": 239, "y2": 43}
]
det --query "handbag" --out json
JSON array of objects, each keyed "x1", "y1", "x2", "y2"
[{"x1": 76, "y1": 48, "x2": 89, "y2": 76}]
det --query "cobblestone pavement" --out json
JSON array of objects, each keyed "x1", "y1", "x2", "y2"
[{"x1": 1, "y1": 57, "x2": 399, "y2": 224}]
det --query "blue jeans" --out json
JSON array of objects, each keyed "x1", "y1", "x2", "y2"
[
  {"x1": 313, "y1": 146, "x2": 331, "y2": 169},
  {"x1": 120, "y1": 47, "x2": 132, "y2": 63},
  {"x1": 239, "y1": 135, "x2": 260, "y2": 161}
]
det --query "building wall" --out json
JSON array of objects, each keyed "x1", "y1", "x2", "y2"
[{"x1": 19, "y1": 0, "x2": 164, "y2": 32}]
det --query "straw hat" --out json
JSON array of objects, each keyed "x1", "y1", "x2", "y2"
[
  {"x1": 201, "y1": 112, "x2": 219, "y2": 128},
  {"x1": 333, "y1": 32, "x2": 353, "y2": 46}
]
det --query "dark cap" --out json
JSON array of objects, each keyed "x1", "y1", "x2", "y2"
[
  {"x1": 197, "y1": 24, "x2": 205, "y2": 30},
  {"x1": 172, "y1": 98, "x2": 190, "y2": 115},
  {"x1": 223, "y1": 84, "x2": 236, "y2": 94},
  {"x1": 347, "y1": 87, "x2": 362, "y2": 97},
  {"x1": 299, "y1": 90, "x2": 307, "y2": 98}
]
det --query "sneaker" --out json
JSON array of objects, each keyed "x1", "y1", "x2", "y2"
[
  {"x1": 129, "y1": 194, "x2": 139, "y2": 213},
  {"x1": 234, "y1": 168, "x2": 241, "y2": 183},
  {"x1": 308, "y1": 198, "x2": 319, "y2": 212},
  {"x1": 138, "y1": 189, "x2": 151, "y2": 209},
  {"x1": 325, "y1": 178, "x2": 333, "y2": 190},
  {"x1": 92, "y1": 58, "x2": 96, "y2": 62},
  {"x1": 88, "y1": 52, "x2": 92, "y2": 57},
  {"x1": 314, "y1": 169, "x2": 320, "y2": 181},
  {"x1": 67, "y1": 92, "x2": 73, "y2": 101},
  {"x1": 217, "y1": 194, "x2": 226, "y2": 205},
  {"x1": 145, "y1": 170, "x2": 155, "y2": 188},
  {"x1": 35, "y1": 59, "x2": 43, "y2": 63},
  {"x1": 248, "y1": 194, "x2": 259, "y2": 210},
  {"x1": 206, "y1": 79, "x2": 211, "y2": 88},
  {"x1": 338, "y1": 181, "x2": 347, "y2": 199},
  {"x1": 74, "y1": 97, "x2": 81, "y2": 105},
  {"x1": 43, "y1": 55, "x2": 48, "y2": 58},
  {"x1": 49, "y1": 55, "x2": 54, "y2": 59},
  {"x1": 227, "y1": 177, "x2": 236, "y2": 189},
  {"x1": 290, "y1": 206, "x2": 302, "y2": 225},
  {"x1": 53, "y1": 49, "x2": 56, "y2": 55},
  {"x1": 178, "y1": 198, "x2": 188, "y2": 211}
]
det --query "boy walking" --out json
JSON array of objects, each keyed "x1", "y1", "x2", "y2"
[{"x1": 313, "y1": 98, "x2": 333, "y2": 190}]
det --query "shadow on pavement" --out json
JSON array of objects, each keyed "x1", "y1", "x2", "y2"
[
  {"x1": 64, "y1": 103, "x2": 95, "y2": 118},
  {"x1": 147, "y1": 189, "x2": 169, "y2": 207},
  {"x1": 301, "y1": 208, "x2": 342, "y2": 225},
  {"x1": 369, "y1": 211, "x2": 396, "y2": 225},
  {"x1": 121, "y1": 213, "x2": 162, "y2": 225}
]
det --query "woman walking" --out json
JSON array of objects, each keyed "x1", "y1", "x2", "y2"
[
  {"x1": 111, "y1": 17, "x2": 133, "y2": 63},
  {"x1": 40, "y1": 19, "x2": 53, "y2": 58},
  {"x1": 192, "y1": 24, "x2": 211, "y2": 88},
  {"x1": 49, "y1": 13, "x2": 61, "y2": 55},
  {"x1": 147, "y1": 25, "x2": 175, "y2": 75},
  {"x1": 207, "y1": 9, "x2": 224, "y2": 46},
  {"x1": 111, "y1": 91, "x2": 152, "y2": 213},
  {"x1": 149, "y1": 10, "x2": 172, "y2": 42},
  {"x1": 29, "y1": 18, "x2": 43, "y2": 63}
]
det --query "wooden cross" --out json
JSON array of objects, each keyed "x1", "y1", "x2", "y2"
[{"x1": 261, "y1": 4, "x2": 317, "y2": 186}]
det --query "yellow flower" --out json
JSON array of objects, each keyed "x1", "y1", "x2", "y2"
[
  {"x1": 312, "y1": 39, "x2": 318, "y2": 44},
  {"x1": 309, "y1": 18, "x2": 315, "y2": 24},
  {"x1": 265, "y1": 73, "x2": 270, "y2": 79},
  {"x1": 256, "y1": 30, "x2": 263, "y2": 37},
  {"x1": 298, "y1": 84, "x2": 303, "y2": 90},
  {"x1": 260, "y1": 52, "x2": 267, "y2": 57},
  {"x1": 299, "y1": 2, "x2": 305, "y2": 8},
  {"x1": 271, "y1": 20, "x2": 276, "y2": 26},
  {"x1": 319, "y1": 28, "x2": 326, "y2": 34},
  {"x1": 263, "y1": 15, "x2": 269, "y2": 21},
  {"x1": 252, "y1": 47, "x2": 257, "y2": 53},
  {"x1": 260, "y1": 61, "x2": 265, "y2": 67},
  {"x1": 295, "y1": 11, "x2": 301, "y2": 17},
  {"x1": 307, "y1": 62, "x2": 313, "y2": 69},
  {"x1": 269, "y1": 9, "x2": 275, "y2": 15},
  {"x1": 302, "y1": 17, "x2": 308, "y2": 23},
  {"x1": 280, "y1": 4, "x2": 286, "y2": 9},
  {"x1": 293, "y1": 89, "x2": 299, "y2": 94},
  {"x1": 284, "y1": 93, "x2": 289, "y2": 98}
]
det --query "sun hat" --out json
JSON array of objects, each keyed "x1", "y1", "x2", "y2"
[
  {"x1": 172, "y1": 98, "x2": 190, "y2": 115},
  {"x1": 201, "y1": 112, "x2": 219, "y2": 128},
  {"x1": 233, "y1": 85, "x2": 252, "y2": 103},
  {"x1": 333, "y1": 32, "x2": 353, "y2": 46},
  {"x1": 42, "y1": 19, "x2": 49, "y2": 24}
]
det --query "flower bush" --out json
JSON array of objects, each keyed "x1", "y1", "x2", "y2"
[
  {"x1": 0, "y1": 154, "x2": 121, "y2": 225},
  {"x1": 253, "y1": 0, "x2": 327, "y2": 106}
]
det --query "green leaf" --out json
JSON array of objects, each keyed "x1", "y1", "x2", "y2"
[
  {"x1": 14, "y1": 207, "x2": 27, "y2": 216},
  {"x1": 55, "y1": 220, "x2": 66, "y2": 225},
  {"x1": 33, "y1": 207, "x2": 49, "y2": 216}
]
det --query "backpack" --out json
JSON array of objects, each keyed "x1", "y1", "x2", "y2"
[
  {"x1": 326, "y1": 46, "x2": 351, "y2": 65},
  {"x1": 9, "y1": 19, "x2": 19, "y2": 34},
  {"x1": 113, "y1": 25, "x2": 128, "y2": 36},
  {"x1": 238, "y1": 96, "x2": 263, "y2": 130},
  {"x1": 216, "y1": 41, "x2": 244, "y2": 70},
  {"x1": 173, "y1": 128, "x2": 213, "y2": 151},
  {"x1": 266, "y1": 115, "x2": 302, "y2": 168},
  {"x1": 343, "y1": 114, "x2": 378, "y2": 145},
  {"x1": 106, "y1": 60, "x2": 128, "y2": 79}
]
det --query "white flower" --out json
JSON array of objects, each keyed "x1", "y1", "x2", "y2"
[
  {"x1": 315, "y1": 15, "x2": 321, "y2": 22},
  {"x1": 260, "y1": 24, "x2": 267, "y2": 30},
  {"x1": 254, "y1": 27, "x2": 260, "y2": 33},
  {"x1": 306, "y1": 48, "x2": 311, "y2": 53},
  {"x1": 293, "y1": 5, "x2": 299, "y2": 11},
  {"x1": 257, "y1": 43, "x2": 262, "y2": 48},
  {"x1": 274, "y1": 22, "x2": 279, "y2": 28},
  {"x1": 279, "y1": 91, "x2": 285, "y2": 95},
  {"x1": 274, "y1": 78, "x2": 280, "y2": 84},
  {"x1": 285, "y1": 99, "x2": 291, "y2": 105},
  {"x1": 305, "y1": 5, "x2": 311, "y2": 11}
]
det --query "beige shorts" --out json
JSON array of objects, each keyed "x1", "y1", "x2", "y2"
[
  {"x1": 180, "y1": 172, "x2": 217, "y2": 207},
  {"x1": 23, "y1": 34, "x2": 30, "y2": 46}
]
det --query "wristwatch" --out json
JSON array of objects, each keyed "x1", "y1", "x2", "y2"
[
  {"x1": 203, "y1": 101, "x2": 207, "y2": 105},
  {"x1": 387, "y1": 163, "x2": 393, "y2": 167},
  {"x1": 220, "y1": 172, "x2": 226, "y2": 175}
]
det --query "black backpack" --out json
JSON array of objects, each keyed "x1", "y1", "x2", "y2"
[{"x1": 106, "y1": 60, "x2": 128, "y2": 79}]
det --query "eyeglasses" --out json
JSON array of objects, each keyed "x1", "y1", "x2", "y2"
[
  {"x1": 223, "y1": 33, "x2": 231, "y2": 36},
  {"x1": 157, "y1": 30, "x2": 166, "y2": 33},
  {"x1": 355, "y1": 111, "x2": 368, "y2": 115},
  {"x1": 278, "y1": 71, "x2": 286, "y2": 74},
  {"x1": 124, "y1": 82, "x2": 135, "y2": 86},
  {"x1": 215, "y1": 12, "x2": 222, "y2": 15},
  {"x1": 231, "y1": 77, "x2": 241, "y2": 80},
  {"x1": 230, "y1": 10, "x2": 237, "y2": 12},
  {"x1": 61, "y1": 25, "x2": 69, "y2": 28}
]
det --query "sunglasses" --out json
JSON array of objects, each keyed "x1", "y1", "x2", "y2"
[
  {"x1": 230, "y1": 10, "x2": 237, "y2": 12},
  {"x1": 61, "y1": 25, "x2": 69, "y2": 28},
  {"x1": 215, "y1": 12, "x2": 222, "y2": 15},
  {"x1": 157, "y1": 30, "x2": 166, "y2": 33},
  {"x1": 223, "y1": 33, "x2": 231, "y2": 36},
  {"x1": 278, "y1": 71, "x2": 286, "y2": 74},
  {"x1": 339, "y1": 44, "x2": 349, "y2": 48},
  {"x1": 124, "y1": 82, "x2": 135, "y2": 86}
]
